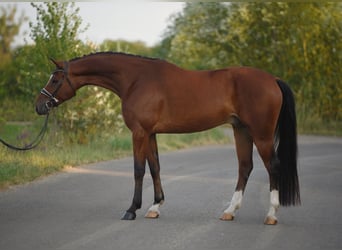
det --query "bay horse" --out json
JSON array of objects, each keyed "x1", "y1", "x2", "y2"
[{"x1": 35, "y1": 52, "x2": 300, "y2": 225}]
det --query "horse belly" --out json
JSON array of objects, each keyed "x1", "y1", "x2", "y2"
[
  {"x1": 154, "y1": 99, "x2": 232, "y2": 133},
  {"x1": 154, "y1": 72, "x2": 235, "y2": 133}
]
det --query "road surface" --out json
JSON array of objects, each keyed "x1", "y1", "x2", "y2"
[{"x1": 1, "y1": 136, "x2": 341, "y2": 250}]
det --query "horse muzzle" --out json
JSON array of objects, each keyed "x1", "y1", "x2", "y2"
[
  {"x1": 36, "y1": 101, "x2": 49, "y2": 115},
  {"x1": 36, "y1": 99, "x2": 57, "y2": 115},
  {"x1": 36, "y1": 88, "x2": 60, "y2": 115}
]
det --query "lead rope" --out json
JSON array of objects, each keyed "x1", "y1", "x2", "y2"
[{"x1": 0, "y1": 114, "x2": 49, "y2": 151}]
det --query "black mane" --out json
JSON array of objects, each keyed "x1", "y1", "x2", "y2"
[{"x1": 69, "y1": 51, "x2": 160, "y2": 62}]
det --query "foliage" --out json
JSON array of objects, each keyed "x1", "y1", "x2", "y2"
[
  {"x1": 20, "y1": 2, "x2": 89, "y2": 98},
  {"x1": 1, "y1": 2, "x2": 90, "y2": 118},
  {"x1": 0, "y1": 5, "x2": 26, "y2": 56},
  {"x1": 99, "y1": 39, "x2": 169, "y2": 62},
  {"x1": 1, "y1": 2, "x2": 341, "y2": 141},
  {"x1": 55, "y1": 87, "x2": 124, "y2": 144},
  {"x1": 0, "y1": 2, "x2": 340, "y2": 189},
  {"x1": 227, "y1": 3, "x2": 342, "y2": 122},
  {"x1": 10, "y1": 3, "x2": 126, "y2": 143},
  {"x1": 99, "y1": 39, "x2": 154, "y2": 57},
  {"x1": 164, "y1": 2, "x2": 342, "y2": 124},
  {"x1": 166, "y1": 3, "x2": 231, "y2": 70},
  {"x1": 0, "y1": 5, "x2": 27, "y2": 98}
]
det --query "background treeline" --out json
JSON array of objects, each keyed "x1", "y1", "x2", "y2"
[{"x1": 0, "y1": 2, "x2": 341, "y2": 143}]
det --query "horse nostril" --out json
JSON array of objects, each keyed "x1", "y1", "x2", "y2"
[{"x1": 36, "y1": 104, "x2": 47, "y2": 115}]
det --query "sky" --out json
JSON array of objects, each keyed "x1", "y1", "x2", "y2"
[{"x1": 3, "y1": 2, "x2": 185, "y2": 47}]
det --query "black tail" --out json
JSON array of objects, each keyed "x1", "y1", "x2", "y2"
[{"x1": 275, "y1": 79, "x2": 301, "y2": 206}]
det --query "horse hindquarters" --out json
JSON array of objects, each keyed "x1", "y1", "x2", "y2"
[
  {"x1": 256, "y1": 80, "x2": 300, "y2": 224},
  {"x1": 222, "y1": 78, "x2": 300, "y2": 224}
]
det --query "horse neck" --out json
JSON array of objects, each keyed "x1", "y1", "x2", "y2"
[{"x1": 69, "y1": 54, "x2": 146, "y2": 98}]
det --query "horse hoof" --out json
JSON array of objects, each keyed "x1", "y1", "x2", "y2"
[
  {"x1": 220, "y1": 212, "x2": 234, "y2": 221},
  {"x1": 264, "y1": 216, "x2": 278, "y2": 225},
  {"x1": 145, "y1": 210, "x2": 160, "y2": 219},
  {"x1": 121, "y1": 211, "x2": 136, "y2": 220}
]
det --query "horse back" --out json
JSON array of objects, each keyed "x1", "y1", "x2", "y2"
[{"x1": 123, "y1": 63, "x2": 281, "y2": 135}]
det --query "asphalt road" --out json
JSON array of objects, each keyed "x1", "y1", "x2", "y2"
[{"x1": 1, "y1": 136, "x2": 341, "y2": 250}]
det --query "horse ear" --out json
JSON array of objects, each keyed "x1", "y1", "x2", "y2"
[{"x1": 49, "y1": 58, "x2": 62, "y2": 68}]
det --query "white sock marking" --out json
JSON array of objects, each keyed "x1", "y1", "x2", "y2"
[
  {"x1": 224, "y1": 191, "x2": 243, "y2": 215},
  {"x1": 267, "y1": 190, "x2": 280, "y2": 219},
  {"x1": 145, "y1": 203, "x2": 161, "y2": 217}
]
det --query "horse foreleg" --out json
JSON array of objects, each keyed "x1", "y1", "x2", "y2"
[
  {"x1": 221, "y1": 126, "x2": 253, "y2": 221},
  {"x1": 121, "y1": 130, "x2": 148, "y2": 220},
  {"x1": 145, "y1": 134, "x2": 164, "y2": 219},
  {"x1": 221, "y1": 190, "x2": 243, "y2": 220}
]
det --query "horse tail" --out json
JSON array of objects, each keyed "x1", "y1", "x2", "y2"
[{"x1": 275, "y1": 79, "x2": 301, "y2": 206}]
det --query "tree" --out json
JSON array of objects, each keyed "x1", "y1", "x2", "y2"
[
  {"x1": 0, "y1": 5, "x2": 26, "y2": 55},
  {"x1": 165, "y1": 3, "x2": 230, "y2": 69},
  {"x1": 99, "y1": 39, "x2": 153, "y2": 57},
  {"x1": 18, "y1": 2, "x2": 125, "y2": 144},
  {"x1": 162, "y1": 2, "x2": 342, "y2": 122},
  {"x1": 0, "y1": 5, "x2": 27, "y2": 98},
  {"x1": 226, "y1": 2, "x2": 341, "y2": 121},
  {"x1": 14, "y1": 2, "x2": 89, "y2": 98}
]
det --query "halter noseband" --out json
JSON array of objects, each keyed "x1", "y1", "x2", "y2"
[{"x1": 40, "y1": 62, "x2": 76, "y2": 111}]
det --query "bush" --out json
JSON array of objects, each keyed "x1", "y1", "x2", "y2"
[{"x1": 52, "y1": 87, "x2": 125, "y2": 144}]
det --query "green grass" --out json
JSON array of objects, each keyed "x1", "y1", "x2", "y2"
[
  {"x1": 157, "y1": 128, "x2": 228, "y2": 151},
  {"x1": 0, "y1": 123, "x2": 30, "y2": 142},
  {"x1": 298, "y1": 118, "x2": 342, "y2": 136},
  {"x1": 1, "y1": 114, "x2": 340, "y2": 190},
  {"x1": 0, "y1": 126, "x2": 229, "y2": 190},
  {"x1": 297, "y1": 108, "x2": 341, "y2": 136}
]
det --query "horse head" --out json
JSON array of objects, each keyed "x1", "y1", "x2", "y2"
[{"x1": 35, "y1": 59, "x2": 76, "y2": 115}]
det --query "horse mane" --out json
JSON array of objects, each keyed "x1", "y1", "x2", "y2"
[{"x1": 69, "y1": 51, "x2": 160, "y2": 62}]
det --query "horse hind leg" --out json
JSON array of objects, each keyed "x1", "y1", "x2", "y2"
[
  {"x1": 254, "y1": 138, "x2": 280, "y2": 225},
  {"x1": 221, "y1": 126, "x2": 253, "y2": 221}
]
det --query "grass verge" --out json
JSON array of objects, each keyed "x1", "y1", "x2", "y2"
[
  {"x1": 2, "y1": 115, "x2": 340, "y2": 190},
  {"x1": 0, "y1": 126, "x2": 230, "y2": 190}
]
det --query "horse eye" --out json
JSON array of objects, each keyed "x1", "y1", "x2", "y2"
[{"x1": 52, "y1": 79, "x2": 58, "y2": 84}]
